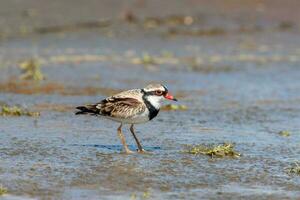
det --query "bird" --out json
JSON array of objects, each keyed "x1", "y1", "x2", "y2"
[{"x1": 75, "y1": 84, "x2": 177, "y2": 154}]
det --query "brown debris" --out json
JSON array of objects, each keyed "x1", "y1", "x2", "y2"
[
  {"x1": 168, "y1": 27, "x2": 226, "y2": 37},
  {"x1": 32, "y1": 103, "x2": 74, "y2": 112},
  {"x1": 35, "y1": 20, "x2": 111, "y2": 34},
  {"x1": 0, "y1": 80, "x2": 121, "y2": 96}
]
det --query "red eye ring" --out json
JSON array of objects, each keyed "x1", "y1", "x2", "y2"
[{"x1": 155, "y1": 90, "x2": 163, "y2": 95}]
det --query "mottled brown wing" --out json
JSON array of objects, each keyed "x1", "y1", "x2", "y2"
[{"x1": 96, "y1": 97, "x2": 145, "y2": 119}]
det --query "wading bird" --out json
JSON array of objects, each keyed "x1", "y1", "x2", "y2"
[{"x1": 76, "y1": 84, "x2": 177, "y2": 153}]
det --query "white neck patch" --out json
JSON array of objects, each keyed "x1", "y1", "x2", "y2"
[{"x1": 145, "y1": 95, "x2": 164, "y2": 110}]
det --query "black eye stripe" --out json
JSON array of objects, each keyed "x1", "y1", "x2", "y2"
[
  {"x1": 144, "y1": 90, "x2": 166, "y2": 96},
  {"x1": 142, "y1": 88, "x2": 167, "y2": 96}
]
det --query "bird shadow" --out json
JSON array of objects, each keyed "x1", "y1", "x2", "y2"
[{"x1": 70, "y1": 144, "x2": 161, "y2": 152}]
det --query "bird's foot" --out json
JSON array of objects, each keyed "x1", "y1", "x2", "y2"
[
  {"x1": 124, "y1": 148, "x2": 135, "y2": 154},
  {"x1": 137, "y1": 149, "x2": 150, "y2": 154}
]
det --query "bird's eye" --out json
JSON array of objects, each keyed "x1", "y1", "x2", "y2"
[{"x1": 155, "y1": 90, "x2": 163, "y2": 96}]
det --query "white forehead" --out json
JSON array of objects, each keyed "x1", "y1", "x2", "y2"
[{"x1": 143, "y1": 84, "x2": 166, "y2": 92}]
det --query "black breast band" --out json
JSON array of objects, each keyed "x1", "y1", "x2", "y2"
[{"x1": 141, "y1": 89, "x2": 160, "y2": 120}]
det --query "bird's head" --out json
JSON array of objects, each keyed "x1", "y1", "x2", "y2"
[{"x1": 142, "y1": 84, "x2": 177, "y2": 109}]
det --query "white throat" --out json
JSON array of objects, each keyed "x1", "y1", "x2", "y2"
[{"x1": 145, "y1": 95, "x2": 163, "y2": 110}]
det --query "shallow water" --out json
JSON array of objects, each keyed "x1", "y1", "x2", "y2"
[{"x1": 1, "y1": 10, "x2": 300, "y2": 199}]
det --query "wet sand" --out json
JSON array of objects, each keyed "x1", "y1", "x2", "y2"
[{"x1": 1, "y1": 0, "x2": 300, "y2": 199}]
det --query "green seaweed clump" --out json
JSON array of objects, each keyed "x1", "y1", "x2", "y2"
[
  {"x1": 130, "y1": 190, "x2": 151, "y2": 200},
  {"x1": 19, "y1": 58, "x2": 45, "y2": 81},
  {"x1": 131, "y1": 53, "x2": 157, "y2": 65},
  {"x1": 161, "y1": 104, "x2": 187, "y2": 111},
  {"x1": 288, "y1": 162, "x2": 300, "y2": 175},
  {"x1": 278, "y1": 130, "x2": 290, "y2": 137},
  {"x1": 0, "y1": 105, "x2": 40, "y2": 117},
  {"x1": 0, "y1": 185, "x2": 7, "y2": 196},
  {"x1": 186, "y1": 143, "x2": 241, "y2": 158}
]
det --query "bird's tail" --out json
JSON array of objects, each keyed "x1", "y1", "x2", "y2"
[{"x1": 75, "y1": 104, "x2": 100, "y2": 115}]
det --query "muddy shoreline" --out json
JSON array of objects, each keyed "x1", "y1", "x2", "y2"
[{"x1": 1, "y1": 0, "x2": 300, "y2": 199}]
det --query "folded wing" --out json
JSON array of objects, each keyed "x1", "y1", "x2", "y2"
[{"x1": 76, "y1": 97, "x2": 145, "y2": 119}]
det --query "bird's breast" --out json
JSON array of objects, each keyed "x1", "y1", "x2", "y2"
[{"x1": 148, "y1": 108, "x2": 159, "y2": 120}]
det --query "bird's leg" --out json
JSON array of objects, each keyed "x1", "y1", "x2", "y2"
[
  {"x1": 117, "y1": 124, "x2": 134, "y2": 154},
  {"x1": 130, "y1": 124, "x2": 147, "y2": 153}
]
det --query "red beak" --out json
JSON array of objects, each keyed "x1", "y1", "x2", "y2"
[{"x1": 164, "y1": 93, "x2": 178, "y2": 101}]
